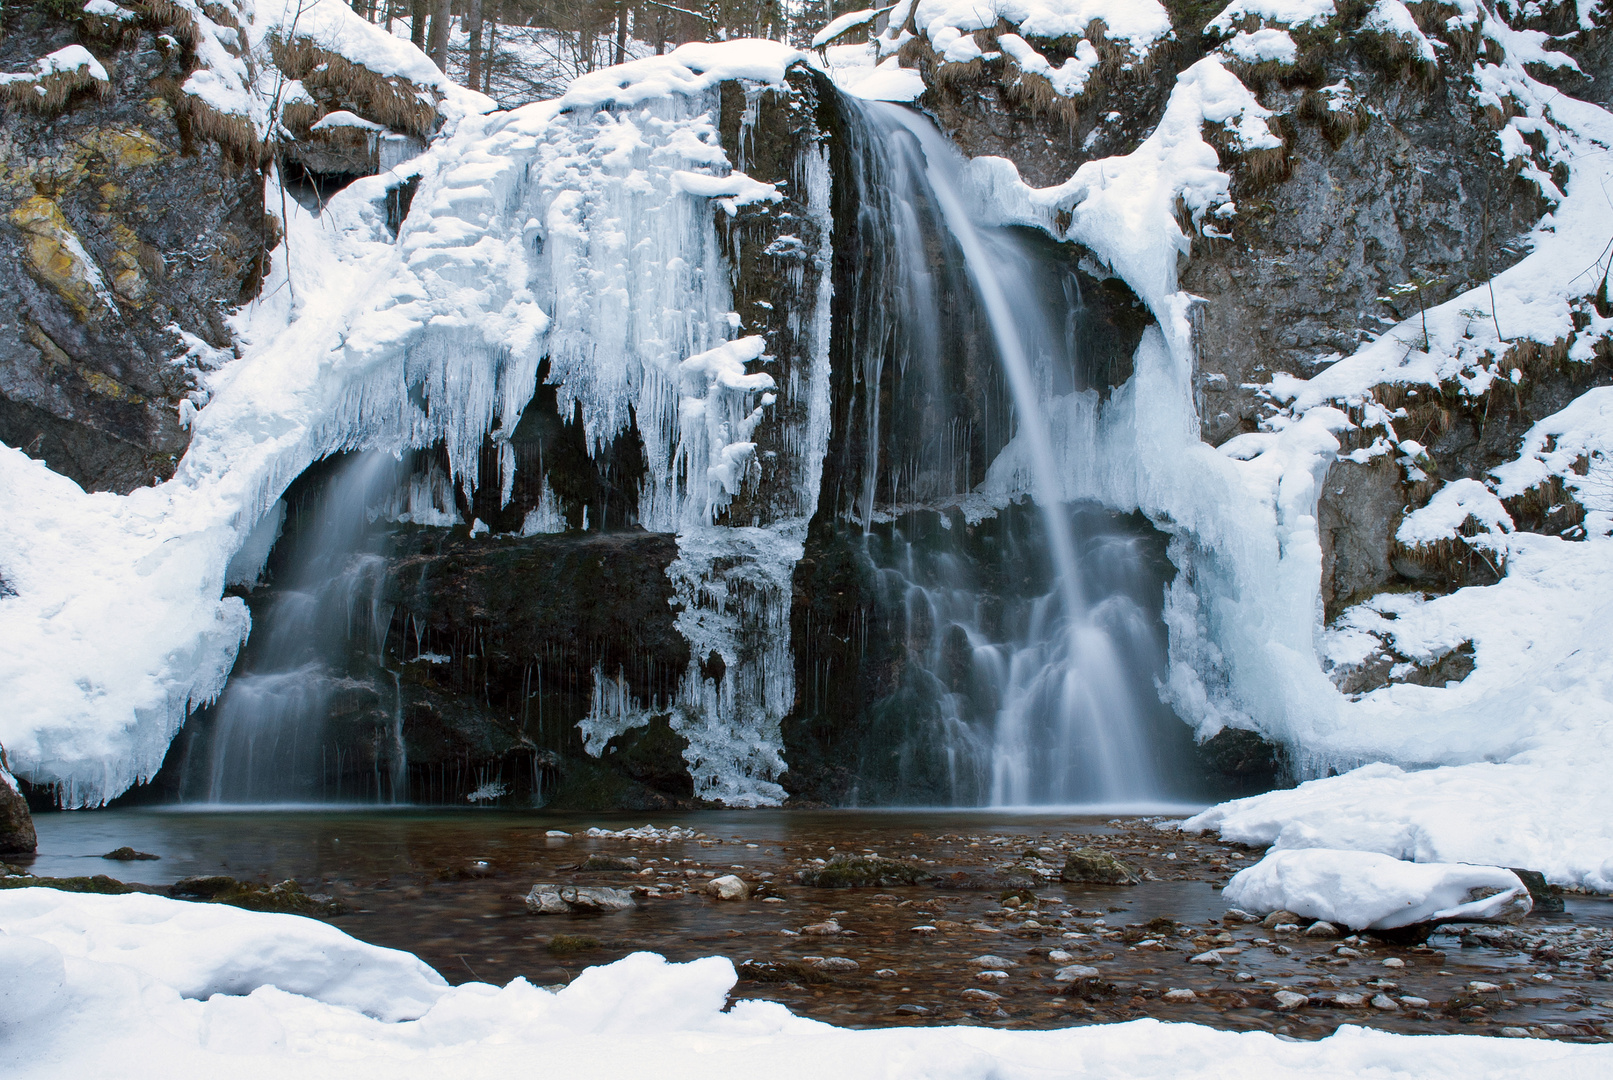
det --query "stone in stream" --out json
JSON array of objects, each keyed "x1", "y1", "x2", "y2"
[
  {"x1": 1162, "y1": 989, "x2": 1197, "y2": 1003},
  {"x1": 524, "y1": 884, "x2": 635, "y2": 914},
  {"x1": 975, "y1": 970, "x2": 1010, "y2": 983},
  {"x1": 803, "y1": 918, "x2": 847, "y2": 935},
  {"x1": 707, "y1": 875, "x2": 748, "y2": 900},
  {"x1": 1332, "y1": 992, "x2": 1366, "y2": 1007},
  {"x1": 812, "y1": 956, "x2": 859, "y2": 973},
  {"x1": 1223, "y1": 908, "x2": 1261, "y2": 924},
  {"x1": 101, "y1": 847, "x2": 159, "y2": 861},
  {"x1": 960, "y1": 988, "x2": 1002, "y2": 1001},
  {"x1": 1371, "y1": 994, "x2": 1400, "y2": 1011},
  {"x1": 1060, "y1": 848, "x2": 1141, "y2": 885},
  {"x1": 797, "y1": 856, "x2": 931, "y2": 888},
  {"x1": 1261, "y1": 909, "x2": 1302, "y2": 928},
  {"x1": 971, "y1": 954, "x2": 1019, "y2": 968},
  {"x1": 1304, "y1": 921, "x2": 1341, "y2": 938},
  {"x1": 1273, "y1": 991, "x2": 1309, "y2": 1011},
  {"x1": 1053, "y1": 964, "x2": 1101, "y2": 982}
]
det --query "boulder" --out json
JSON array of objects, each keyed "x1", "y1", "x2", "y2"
[
  {"x1": 812, "y1": 956, "x2": 858, "y2": 973},
  {"x1": 581, "y1": 855, "x2": 642, "y2": 872},
  {"x1": 1059, "y1": 848, "x2": 1141, "y2": 885},
  {"x1": 523, "y1": 884, "x2": 635, "y2": 914},
  {"x1": 708, "y1": 875, "x2": 748, "y2": 901},
  {"x1": 102, "y1": 847, "x2": 159, "y2": 861}
]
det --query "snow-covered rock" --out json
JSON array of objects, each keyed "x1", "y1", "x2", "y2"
[{"x1": 1221, "y1": 849, "x2": 1533, "y2": 931}]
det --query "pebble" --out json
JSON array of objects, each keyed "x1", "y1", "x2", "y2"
[
  {"x1": 1273, "y1": 990, "x2": 1308, "y2": 1011},
  {"x1": 1053, "y1": 964, "x2": 1101, "y2": 982},
  {"x1": 1162, "y1": 988, "x2": 1197, "y2": 1003},
  {"x1": 875, "y1": 968, "x2": 898, "y2": 978},
  {"x1": 1232, "y1": 972, "x2": 1255, "y2": 983},
  {"x1": 1334, "y1": 946, "x2": 1363, "y2": 958},
  {"x1": 1272, "y1": 945, "x2": 1293, "y2": 956},
  {"x1": 1261, "y1": 910, "x2": 1301, "y2": 928},
  {"x1": 1469, "y1": 981, "x2": 1501, "y2": 994},
  {"x1": 762, "y1": 897, "x2": 785, "y2": 903},
  {"x1": 803, "y1": 919, "x2": 844, "y2": 935},
  {"x1": 960, "y1": 988, "x2": 1002, "y2": 1001},
  {"x1": 1273, "y1": 924, "x2": 1301, "y2": 934},
  {"x1": 1333, "y1": 993, "x2": 1365, "y2": 1007},
  {"x1": 1400, "y1": 996, "x2": 1430, "y2": 1009},
  {"x1": 909, "y1": 925, "x2": 938, "y2": 934},
  {"x1": 1224, "y1": 908, "x2": 1261, "y2": 923},
  {"x1": 1047, "y1": 949, "x2": 1075, "y2": 963},
  {"x1": 975, "y1": 970, "x2": 1010, "y2": 983},
  {"x1": 1381, "y1": 958, "x2": 1405, "y2": 969},
  {"x1": 1500, "y1": 1027, "x2": 1532, "y2": 1038},
  {"x1": 1371, "y1": 995, "x2": 1400, "y2": 1011},
  {"x1": 1304, "y1": 921, "x2": 1341, "y2": 938},
  {"x1": 1531, "y1": 973, "x2": 1553, "y2": 983},
  {"x1": 1189, "y1": 950, "x2": 1226, "y2": 965}
]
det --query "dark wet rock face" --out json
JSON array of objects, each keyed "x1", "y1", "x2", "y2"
[
  {"x1": 0, "y1": 1, "x2": 273, "y2": 493},
  {"x1": 0, "y1": 751, "x2": 38, "y2": 855}
]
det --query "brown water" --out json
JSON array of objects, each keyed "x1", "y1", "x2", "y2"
[{"x1": 18, "y1": 807, "x2": 1613, "y2": 1042}]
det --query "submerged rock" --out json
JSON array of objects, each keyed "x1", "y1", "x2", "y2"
[
  {"x1": 101, "y1": 847, "x2": 158, "y2": 861},
  {"x1": 797, "y1": 855, "x2": 930, "y2": 888},
  {"x1": 167, "y1": 876, "x2": 345, "y2": 916},
  {"x1": 1060, "y1": 848, "x2": 1141, "y2": 885},
  {"x1": 580, "y1": 855, "x2": 642, "y2": 872}
]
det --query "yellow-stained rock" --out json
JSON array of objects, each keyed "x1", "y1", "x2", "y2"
[{"x1": 10, "y1": 195, "x2": 117, "y2": 320}]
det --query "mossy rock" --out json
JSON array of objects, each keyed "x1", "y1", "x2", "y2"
[
  {"x1": 796, "y1": 855, "x2": 931, "y2": 888},
  {"x1": 547, "y1": 934, "x2": 601, "y2": 954},
  {"x1": 0, "y1": 873, "x2": 140, "y2": 894},
  {"x1": 167, "y1": 875, "x2": 346, "y2": 915},
  {"x1": 102, "y1": 846, "x2": 159, "y2": 860},
  {"x1": 1060, "y1": 848, "x2": 1141, "y2": 885}
]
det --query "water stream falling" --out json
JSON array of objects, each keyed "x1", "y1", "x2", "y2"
[
  {"x1": 202, "y1": 452, "x2": 405, "y2": 803},
  {"x1": 847, "y1": 101, "x2": 1173, "y2": 806}
]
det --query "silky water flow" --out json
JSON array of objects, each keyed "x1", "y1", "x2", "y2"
[
  {"x1": 846, "y1": 100, "x2": 1182, "y2": 807},
  {"x1": 201, "y1": 452, "x2": 407, "y2": 804}
]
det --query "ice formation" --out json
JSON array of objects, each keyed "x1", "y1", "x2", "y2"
[
  {"x1": 4, "y1": 888, "x2": 1611, "y2": 1077},
  {"x1": 0, "y1": 35, "x2": 827, "y2": 806}
]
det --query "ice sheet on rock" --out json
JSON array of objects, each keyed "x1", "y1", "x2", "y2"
[
  {"x1": 0, "y1": 888, "x2": 448, "y2": 1021},
  {"x1": 1221, "y1": 848, "x2": 1531, "y2": 929},
  {"x1": 1395, "y1": 478, "x2": 1513, "y2": 547},
  {"x1": 1207, "y1": 0, "x2": 1338, "y2": 33},
  {"x1": 6, "y1": 892, "x2": 1613, "y2": 1078}
]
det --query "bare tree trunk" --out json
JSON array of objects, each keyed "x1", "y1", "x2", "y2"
[
  {"x1": 410, "y1": 0, "x2": 427, "y2": 48},
  {"x1": 614, "y1": 1, "x2": 627, "y2": 66},
  {"x1": 465, "y1": 0, "x2": 484, "y2": 88},
  {"x1": 428, "y1": 0, "x2": 451, "y2": 72},
  {"x1": 482, "y1": 3, "x2": 498, "y2": 94}
]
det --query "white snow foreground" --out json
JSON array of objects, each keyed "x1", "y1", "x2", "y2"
[
  {"x1": 1221, "y1": 849, "x2": 1533, "y2": 930},
  {"x1": 3, "y1": 890, "x2": 1610, "y2": 1079},
  {"x1": 0, "y1": 38, "x2": 827, "y2": 807}
]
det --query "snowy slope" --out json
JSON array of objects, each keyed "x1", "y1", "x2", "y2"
[{"x1": 3, "y1": 889, "x2": 1610, "y2": 1079}]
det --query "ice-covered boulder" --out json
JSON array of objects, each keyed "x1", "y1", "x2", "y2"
[{"x1": 1222, "y1": 849, "x2": 1532, "y2": 932}]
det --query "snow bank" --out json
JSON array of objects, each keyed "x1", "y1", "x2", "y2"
[
  {"x1": 1221, "y1": 849, "x2": 1532, "y2": 929},
  {"x1": 0, "y1": 889, "x2": 448, "y2": 1021},
  {"x1": 4, "y1": 890, "x2": 1610, "y2": 1078}
]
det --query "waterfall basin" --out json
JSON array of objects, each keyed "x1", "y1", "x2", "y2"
[{"x1": 15, "y1": 807, "x2": 1611, "y2": 1042}]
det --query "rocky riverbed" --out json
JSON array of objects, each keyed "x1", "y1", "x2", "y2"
[{"x1": 12, "y1": 809, "x2": 1611, "y2": 1042}]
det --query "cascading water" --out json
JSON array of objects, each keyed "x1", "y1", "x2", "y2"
[
  {"x1": 201, "y1": 452, "x2": 405, "y2": 803},
  {"x1": 844, "y1": 100, "x2": 1179, "y2": 807}
]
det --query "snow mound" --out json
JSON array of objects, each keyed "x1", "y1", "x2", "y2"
[
  {"x1": 5, "y1": 891, "x2": 1612, "y2": 1077},
  {"x1": 1221, "y1": 849, "x2": 1532, "y2": 929},
  {"x1": 0, "y1": 888, "x2": 448, "y2": 1021}
]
